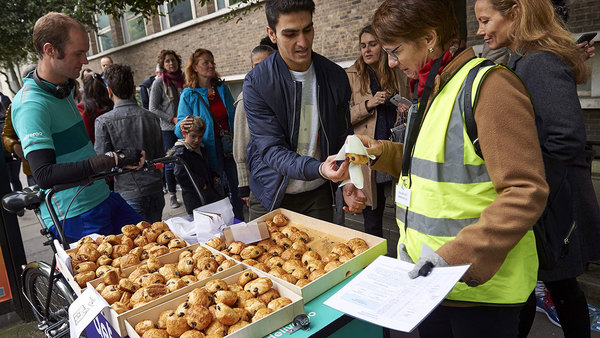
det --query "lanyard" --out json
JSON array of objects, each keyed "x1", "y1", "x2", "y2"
[{"x1": 400, "y1": 55, "x2": 445, "y2": 182}]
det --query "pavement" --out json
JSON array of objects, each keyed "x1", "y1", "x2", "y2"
[{"x1": 2, "y1": 160, "x2": 600, "y2": 337}]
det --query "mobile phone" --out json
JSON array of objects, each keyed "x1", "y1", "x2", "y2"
[
  {"x1": 389, "y1": 94, "x2": 412, "y2": 107},
  {"x1": 576, "y1": 32, "x2": 597, "y2": 44}
]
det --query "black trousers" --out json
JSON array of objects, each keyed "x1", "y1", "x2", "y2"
[
  {"x1": 361, "y1": 182, "x2": 387, "y2": 237},
  {"x1": 418, "y1": 305, "x2": 522, "y2": 338}
]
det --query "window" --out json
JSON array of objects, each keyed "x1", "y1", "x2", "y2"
[
  {"x1": 216, "y1": 0, "x2": 239, "y2": 10},
  {"x1": 160, "y1": 0, "x2": 195, "y2": 29},
  {"x1": 96, "y1": 13, "x2": 113, "y2": 51},
  {"x1": 123, "y1": 9, "x2": 147, "y2": 42}
]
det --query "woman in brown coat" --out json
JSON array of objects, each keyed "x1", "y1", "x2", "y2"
[{"x1": 346, "y1": 25, "x2": 410, "y2": 236}]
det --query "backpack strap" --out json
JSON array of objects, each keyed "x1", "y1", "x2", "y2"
[{"x1": 463, "y1": 59, "x2": 495, "y2": 159}]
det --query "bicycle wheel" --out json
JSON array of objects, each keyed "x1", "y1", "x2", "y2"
[{"x1": 23, "y1": 262, "x2": 75, "y2": 330}]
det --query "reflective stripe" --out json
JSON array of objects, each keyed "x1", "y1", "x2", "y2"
[{"x1": 396, "y1": 206, "x2": 479, "y2": 237}]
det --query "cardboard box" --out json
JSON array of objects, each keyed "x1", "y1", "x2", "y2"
[
  {"x1": 124, "y1": 268, "x2": 304, "y2": 338},
  {"x1": 251, "y1": 208, "x2": 387, "y2": 303}
]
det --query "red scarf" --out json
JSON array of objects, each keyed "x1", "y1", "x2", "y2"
[
  {"x1": 162, "y1": 70, "x2": 184, "y2": 89},
  {"x1": 409, "y1": 50, "x2": 453, "y2": 99}
]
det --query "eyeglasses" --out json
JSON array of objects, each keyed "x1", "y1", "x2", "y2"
[{"x1": 382, "y1": 42, "x2": 403, "y2": 61}]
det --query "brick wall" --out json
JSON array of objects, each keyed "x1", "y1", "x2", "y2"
[{"x1": 87, "y1": 0, "x2": 381, "y2": 85}]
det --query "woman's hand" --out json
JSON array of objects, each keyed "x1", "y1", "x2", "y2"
[
  {"x1": 366, "y1": 91, "x2": 391, "y2": 110},
  {"x1": 578, "y1": 40, "x2": 595, "y2": 60},
  {"x1": 342, "y1": 183, "x2": 366, "y2": 213},
  {"x1": 180, "y1": 115, "x2": 193, "y2": 133},
  {"x1": 353, "y1": 134, "x2": 384, "y2": 158}
]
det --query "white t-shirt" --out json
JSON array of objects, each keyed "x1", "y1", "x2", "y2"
[{"x1": 286, "y1": 63, "x2": 325, "y2": 194}]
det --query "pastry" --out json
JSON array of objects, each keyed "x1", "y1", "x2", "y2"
[
  {"x1": 74, "y1": 261, "x2": 96, "y2": 274},
  {"x1": 101, "y1": 285, "x2": 122, "y2": 304},
  {"x1": 181, "y1": 275, "x2": 198, "y2": 285},
  {"x1": 214, "y1": 302, "x2": 239, "y2": 326},
  {"x1": 226, "y1": 241, "x2": 246, "y2": 255},
  {"x1": 302, "y1": 251, "x2": 321, "y2": 265},
  {"x1": 120, "y1": 253, "x2": 140, "y2": 269},
  {"x1": 179, "y1": 248, "x2": 194, "y2": 260},
  {"x1": 166, "y1": 311, "x2": 191, "y2": 337},
  {"x1": 135, "y1": 319, "x2": 155, "y2": 335},
  {"x1": 156, "y1": 231, "x2": 175, "y2": 245},
  {"x1": 228, "y1": 284, "x2": 243, "y2": 292},
  {"x1": 237, "y1": 270, "x2": 258, "y2": 286},
  {"x1": 177, "y1": 257, "x2": 196, "y2": 275},
  {"x1": 176, "y1": 301, "x2": 191, "y2": 316},
  {"x1": 130, "y1": 288, "x2": 145, "y2": 308},
  {"x1": 296, "y1": 278, "x2": 311, "y2": 287},
  {"x1": 111, "y1": 257, "x2": 122, "y2": 268},
  {"x1": 143, "y1": 228, "x2": 159, "y2": 243},
  {"x1": 267, "y1": 245, "x2": 285, "y2": 257},
  {"x1": 206, "y1": 237, "x2": 226, "y2": 251},
  {"x1": 280, "y1": 226, "x2": 297, "y2": 238},
  {"x1": 128, "y1": 265, "x2": 150, "y2": 281},
  {"x1": 292, "y1": 267, "x2": 310, "y2": 280},
  {"x1": 111, "y1": 301, "x2": 129, "y2": 314},
  {"x1": 322, "y1": 253, "x2": 339, "y2": 264},
  {"x1": 346, "y1": 238, "x2": 368, "y2": 251},
  {"x1": 294, "y1": 230, "x2": 310, "y2": 243},
  {"x1": 120, "y1": 235, "x2": 134, "y2": 249},
  {"x1": 78, "y1": 236, "x2": 96, "y2": 246},
  {"x1": 228, "y1": 320, "x2": 249, "y2": 334},
  {"x1": 258, "y1": 289, "x2": 280, "y2": 304},
  {"x1": 244, "y1": 298, "x2": 266, "y2": 315},
  {"x1": 309, "y1": 269, "x2": 327, "y2": 281},
  {"x1": 324, "y1": 260, "x2": 343, "y2": 272},
  {"x1": 119, "y1": 279, "x2": 141, "y2": 293},
  {"x1": 195, "y1": 269, "x2": 214, "y2": 279},
  {"x1": 214, "y1": 290, "x2": 237, "y2": 306},
  {"x1": 97, "y1": 242, "x2": 113, "y2": 257},
  {"x1": 197, "y1": 257, "x2": 219, "y2": 272},
  {"x1": 74, "y1": 271, "x2": 95, "y2": 287},
  {"x1": 166, "y1": 278, "x2": 187, "y2": 292},
  {"x1": 266, "y1": 221, "x2": 279, "y2": 233},
  {"x1": 187, "y1": 288, "x2": 213, "y2": 307},
  {"x1": 78, "y1": 243, "x2": 101, "y2": 262},
  {"x1": 95, "y1": 282, "x2": 107, "y2": 293},
  {"x1": 252, "y1": 308, "x2": 273, "y2": 322},
  {"x1": 236, "y1": 290, "x2": 255, "y2": 308},
  {"x1": 157, "y1": 309, "x2": 175, "y2": 329},
  {"x1": 96, "y1": 255, "x2": 112, "y2": 266},
  {"x1": 240, "y1": 245, "x2": 263, "y2": 260},
  {"x1": 144, "y1": 284, "x2": 168, "y2": 302},
  {"x1": 204, "y1": 320, "x2": 228, "y2": 336},
  {"x1": 168, "y1": 238, "x2": 186, "y2": 249},
  {"x1": 282, "y1": 259, "x2": 303, "y2": 274},
  {"x1": 330, "y1": 243, "x2": 352, "y2": 256},
  {"x1": 353, "y1": 245, "x2": 369, "y2": 255},
  {"x1": 254, "y1": 263, "x2": 269, "y2": 272},
  {"x1": 104, "y1": 235, "x2": 119, "y2": 245},
  {"x1": 244, "y1": 277, "x2": 273, "y2": 296},
  {"x1": 256, "y1": 253, "x2": 272, "y2": 263},
  {"x1": 158, "y1": 264, "x2": 179, "y2": 280},
  {"x1": 291, "y1": 240, "x2": 308, "y2": 254},
  {"x1": 265, "y1": 256, "x2": 286, "y2": 269},
  {"x1": 102, "y1": 269, "x2": 120, "y2": 285},
  {"x1": 119, "y1": 291, "x2": 132, "y2": 305},
  {"x1": 148, "y1": 245, "x2": 169, "y2": 258},
  {"x1": 233, "y1": 307, "x2": 252, "y2": 322},
  {"x1": 134, "y1": 235, "x2": 149, "y2": 248},
  {"x1": 280, "y1": 248, "x2": 302, "y2": 261},
  {"x1": 306, "y1": 260, "x2": 325, "y2": 272},
  {"x1": 136, "y1": 220, "x2": 151, "y2": 231},
  {"x1": 267, "y1": 267, "x2": 286, "y2": 279},
  {"x1": 151, "y1": 221, "x2": 170, "y2": 233},
  {"x1": 211, "y1": 253, "x2": 226, "y2": 265},
  {"x1": 122, "y1": 224, "x2": 141, "y2": 238},
  {"x1": 141, "y1": 328, "x2": 169, "y2": 338},
  {"x1": 111, "y1": 244, "x2": 130, "y2": 259},
  {"x1": 345, "y1": 152, "x2": 368, "y2": 165},
  {"x1": 146, "y1": 257, "x2": 163, "y2": 273},
  {"x1": 272, "y1": 213, "x2": 288, "y2": 227},
  {"x1": 339, "y1": 252, "x2": 355, "y2": 263},
  {"x1": 280, "y1": 274, "x2": 298, "y2": 284},
  {"x1": 205, "y1": 279, "x2": 228, "y2": 293},
  {"x1": 139, "y1": 273, "x2": 166, "y2": 287},
  {"x1": 277, "y1": 237, "x2": 293, "y2": 249},
  {"x1": 179, "y1": 329, "x2": 205, "y2": 338},
  {"x1": 193, "y1": 246, "x2": 212, "y2": 259},
  {"x1": 217, "y1": 260, "x2": 236, "y2": 272},
  {"x1": 186, "y1": 304, "x2": 213, "y2": 330},
  {"x1": 129, "y1": 247, "x2": 143, "y2": 259},
  {"x1": 267, "y1": 297, "x2": 292, "y2": 311},
  {"x1": 256, "y1": 239, "x2": 274, "y2": 251}
]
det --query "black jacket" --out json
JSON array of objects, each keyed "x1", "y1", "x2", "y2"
[
  {"x1": 140, "y1": 75, "x2": 155, "y2": 110},
  {"x1": 243, "y1": 51, "x2": 352, "y2": 211}
]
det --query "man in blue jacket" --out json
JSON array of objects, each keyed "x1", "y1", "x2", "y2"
[{"x1": 243, "y1": 0, "x2": 365, "y2": 221}]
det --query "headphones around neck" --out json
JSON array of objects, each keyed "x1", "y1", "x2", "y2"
[{"x1": 31, "y1": 70, "x2": 75, "y2": 99}]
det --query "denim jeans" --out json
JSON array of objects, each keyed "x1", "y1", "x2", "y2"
[
  {"x1": 162, "y1": 131, "x2": 178, "y2": 194},
  {"x1": 126, "y1": 191, "x2": 166, "y2": 223}
]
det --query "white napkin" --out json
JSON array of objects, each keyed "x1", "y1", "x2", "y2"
[{"x1": 335, "y1": 135, "x2": 375, "y2": 189}]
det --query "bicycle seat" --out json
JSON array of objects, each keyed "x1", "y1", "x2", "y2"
[{"x1": 2, "y1": 186, "x2": 43, "y2": 213}]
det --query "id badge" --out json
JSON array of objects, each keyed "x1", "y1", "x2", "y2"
[{"x1": 395, "y1": 184, "x2": 411, "y2": 207}]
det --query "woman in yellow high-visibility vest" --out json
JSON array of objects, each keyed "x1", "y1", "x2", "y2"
[{"x1": 355, "y1": 0, "x2": 549, "y2": 336}]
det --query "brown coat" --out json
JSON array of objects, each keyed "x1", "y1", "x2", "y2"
[
  {"x1": 345, "y1": 62, "x2": 410, "y2": 208},
  {"x1": 2, "y1": 105, "x2": 31, "y2": 176},
  {"x1": 371, "y1": 48, "x2": 549, "y2": 290}
]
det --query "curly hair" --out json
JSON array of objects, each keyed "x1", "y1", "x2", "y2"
[
  {"x1": 157, "y1": 49, "x2": 183, "y2": 74},
  {"x1": 184, "y1": 48, "x2": 221, "y2": 88}
]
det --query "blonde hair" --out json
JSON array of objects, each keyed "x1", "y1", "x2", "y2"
[
  {"x1": 489, "y1": 0, "x2": 589, "y2": 83},
  {"x1": 354, "y1": 25, "x2": 400, "y2": 96},
  {"x1": 187, "y1": 116, "x2": 206, "y2": 135},
  {"x1": 184, "y1": 48, "x2": 221, "y2": 88}
]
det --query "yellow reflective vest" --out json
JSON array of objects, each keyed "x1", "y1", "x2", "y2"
[{"x1": 396, "y1": 58, "x2": 538, "y2": 304}]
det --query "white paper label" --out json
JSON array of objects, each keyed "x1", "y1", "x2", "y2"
[
  {"x1": 395, "y1": 185, "x2": 411, "y2": 207},
  {"x1": 69, "y1": 286, "x2": 111, "y2": 338},
  {"x1": 230, "y1": 222, "x2": 263, "y2": 244}
]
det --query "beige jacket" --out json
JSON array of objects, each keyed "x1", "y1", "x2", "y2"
[
  {"x1": 371, "y1": 48, "x2": 549, "y2": 289},
  {"x1": 233, "y1": 92, "x2": 250, "y2": 192},
  {"x1": 345, "y1": 62, "x2": 410, "y2": 208}
]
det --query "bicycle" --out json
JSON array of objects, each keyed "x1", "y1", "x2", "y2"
[{"x1": 1, "y1": 156, "x2": 202, "y2": 337}]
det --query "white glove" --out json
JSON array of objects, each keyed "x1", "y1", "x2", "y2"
[{"x1": 408, "y1": 252, "x2": 448, "y2": 279}]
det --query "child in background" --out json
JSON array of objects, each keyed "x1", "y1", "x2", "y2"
[{"x1": 168, "y1": 116, "x2": 223, "y2": 214}]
